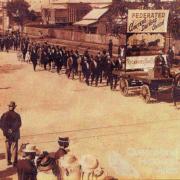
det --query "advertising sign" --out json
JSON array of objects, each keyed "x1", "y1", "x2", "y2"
[
  {"x1": 127, "y1": 10, "x2": 169, "y2": 33},
  {"x1": 126, "y1": 55, "x2": 167, "y2": 70}
]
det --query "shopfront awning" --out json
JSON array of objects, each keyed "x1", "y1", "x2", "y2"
[
  {"x1": 83, "y1": 8, "x2": 108, "y2": 20},
  {"x1": 74, "y1": 19, "x2": 97, "y2": 26},
  {"x1": 74, "y1": 8, "x2": 109, "y2": 26}
]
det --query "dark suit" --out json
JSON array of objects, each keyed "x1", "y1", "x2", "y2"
[
  {"x1": 55, "y1": 50, "x2": 63, "y2": 73},
  {"x1": 108, "y1": 41, "x2": 113, "y2": 57},
  {"x1": 31, "y1": 50, "x2": 38, "y2": 71},
  {"x1": 0, "y1": 110, "x2": 21, "y2": 164},
  {"x1": 90, "y1": 60, "x2": 100, "y2": 86},
  {"x1": 17, "y1": 159, "x2": 37, "y2": 180},
  {"x1": 167, "y1": 49, "x2": 174, "y2": 68},
  {"x1": 154, "y1": 55, "x2": 166, "y2": 77},
  {"x1": 107, "y1": 61, "x2": 118, "y2": 89}
]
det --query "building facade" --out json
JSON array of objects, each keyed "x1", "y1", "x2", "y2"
[
  {"x1": 41, "y1": 0, "x2": 111, "y2": 25},
  {"x1": 42, "y1": 2, "x2": 91, "y2": 25},
  {"x1": 0, "y1": 1, "x2": 9, "y2": 34}
]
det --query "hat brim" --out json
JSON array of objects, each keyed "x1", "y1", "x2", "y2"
[
  {"x1": 23, "y1": 148, "x2": 39, "y2": 153},
  {"x1": 8, "y1": 105, "x2": 17, "y2": 107},
  {"x1": 23, "y1": 150, "x2": 36, "y2": 153}
]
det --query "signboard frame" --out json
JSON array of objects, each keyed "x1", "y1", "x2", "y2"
[
  {"x1": 125, "y1": 9, "x2": 169, "y2": 71},
  {"x1": 127, "y1": 9, "x2": 169, "y2": 33}
]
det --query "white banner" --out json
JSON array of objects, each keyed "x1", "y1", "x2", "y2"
[
  {"x1": 126, "y1": 55, "x2": 167, "y2": 70},
  {"x1": 127, "y1": 10, "x2": 169, "y2": 33}
]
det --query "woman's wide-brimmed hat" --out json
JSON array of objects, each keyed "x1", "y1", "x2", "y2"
[
  {"x1": 23, "y1": 144, "x2": 39, "y2": 153},
  {"x1": 80, "y1": 154, "x2": 99, "y2": 173}
]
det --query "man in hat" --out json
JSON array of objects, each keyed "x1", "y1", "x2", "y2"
[
  {"x1": 0, "y1": 101, "x2": 22, "y2": 166},
  {"x1": 54, "y1": 137, "x2": 69, "y2": 160},
  {"x1": 167, "y1": 47, "x2": 174, "y2": 68},
  {"x1": 108, "y1": 39, "x2": 113, "y2": 58},
  {"x1": 154, "y1": 50, "x2": 167, "y2": 78},
  {"x1": 16, "y1": 144, "x2": 37, "y2": 180}
]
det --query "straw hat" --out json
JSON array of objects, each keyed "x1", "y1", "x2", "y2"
[
  {"x1": 80, "y1": 155, "x2": 99, "y2": 173},
  {"x1": 23, "y1": 144, "x2": 38, "y2": 153},
  {"x1": 61, "y1": 154, "x2": 78, "y2": 168}
]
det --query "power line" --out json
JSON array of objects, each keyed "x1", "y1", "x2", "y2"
[
  {"x1": 0, "y1": 117, "x2": 179, "y2": 142},
  {"x1": 15, "y1": 117, "x2": 180, "y2": 138},
  {"x1": 12, "y1": 124, "x2": 176, "y2": 146}
]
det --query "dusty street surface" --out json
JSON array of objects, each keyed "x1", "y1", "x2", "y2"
[{"x1": 1, "y1": 52, "x2": 180, "y2": 179}]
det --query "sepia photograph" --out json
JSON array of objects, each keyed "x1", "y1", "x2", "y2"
[{"x1": 0, "y1": 0, "x2": 179, "y2": 179}]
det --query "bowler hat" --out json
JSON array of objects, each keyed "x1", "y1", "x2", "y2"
[{"x1": 8, "y1": 101, "x2": 17, "y2": 108}]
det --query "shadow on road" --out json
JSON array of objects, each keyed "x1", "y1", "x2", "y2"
[
  {"x1": 0, "y1": 64, "x2": 23, "y2": 74},
  {"x1": 0, "y1": 87, "x2": 11, "y2": 90},
  {"x1": 0, "y1": 167, "x2": 16, "y2": 179},
  {"x1": 0, "y1": 153, "x2": 5, "y2": 160}
]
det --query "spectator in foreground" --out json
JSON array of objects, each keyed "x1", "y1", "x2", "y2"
[
  {"x1": 16, "y1": 144, "x2": 38, "y2": 180},
  {"x1": 0, "y1": 101, "x2": 22, "y2": 167}
]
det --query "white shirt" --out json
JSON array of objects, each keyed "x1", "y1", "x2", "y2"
[{"x1": 93, "y1": 61, "x2": 97, "y2": 68}]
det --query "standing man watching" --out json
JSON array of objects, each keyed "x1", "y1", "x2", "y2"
[
  {"x1": 108, "y1": 39, "x2": 113, "y2": 58},
  {"x1": 0, "y1": 101, "x2": 22, "y2": 167}
]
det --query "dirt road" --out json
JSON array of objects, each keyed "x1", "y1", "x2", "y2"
[{"x1": 0, "y1": 52, "x2": 180, "y2": 179}]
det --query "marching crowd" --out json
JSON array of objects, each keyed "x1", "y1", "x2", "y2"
[
  {"x1": 17, "y1": 36, "x2": 126, "y2": 90},
  {"x1": 0, "y1": 31, "x2": 21, "y2": 52}
]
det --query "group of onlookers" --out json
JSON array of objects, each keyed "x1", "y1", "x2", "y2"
[
  {"x1": 16, "y1": 138, "x2": 118, "y2": 180},
  {"x1": 0, "y1": 101, "x2": 118, "y2": 180}
]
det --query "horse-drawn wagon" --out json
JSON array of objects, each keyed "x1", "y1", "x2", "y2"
[
  {"x1": 113, "y1": 69, "x2": 177, "y2": 103},
  {"x1": 113, "y1": 9, "x2": 180, "y2": 104}
]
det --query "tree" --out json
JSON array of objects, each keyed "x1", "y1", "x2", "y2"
[
  {"x1": 6, "y1": 0, "x2": 36, "y2": 32},
  {"x1": 28, "y1": 10, "x2": 38, "y2": 21}
]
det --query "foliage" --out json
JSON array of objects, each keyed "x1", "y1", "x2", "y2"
[
  {"x1": 6, "y1": 0, "x2": 37, "y2": 27},
  {"x1": 28, "y1": 10, "x2": 38, "y2": 21}
]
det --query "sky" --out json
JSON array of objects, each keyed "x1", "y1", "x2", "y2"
[
  {"x1": 26, "y1": 0, "x2": 176, "y2": 12},
  {"x1": 26, "y1": 0, "x2": 112, "y2": 11},
  {"x1": 50, "y1": 0, "x2": 112, "y2": 3}
]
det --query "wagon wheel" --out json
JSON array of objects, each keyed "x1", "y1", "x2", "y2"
[
  {"x1": 141, "y1": 85, "x2": 151, "y2": 103},
  {"x1": 119, "y1": 78, "x2": 129, "y2": 96}
]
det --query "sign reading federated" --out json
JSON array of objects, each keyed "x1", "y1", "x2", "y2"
[{"x1": 127, "y1": 10, "x2": 169, "y2": 33}]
